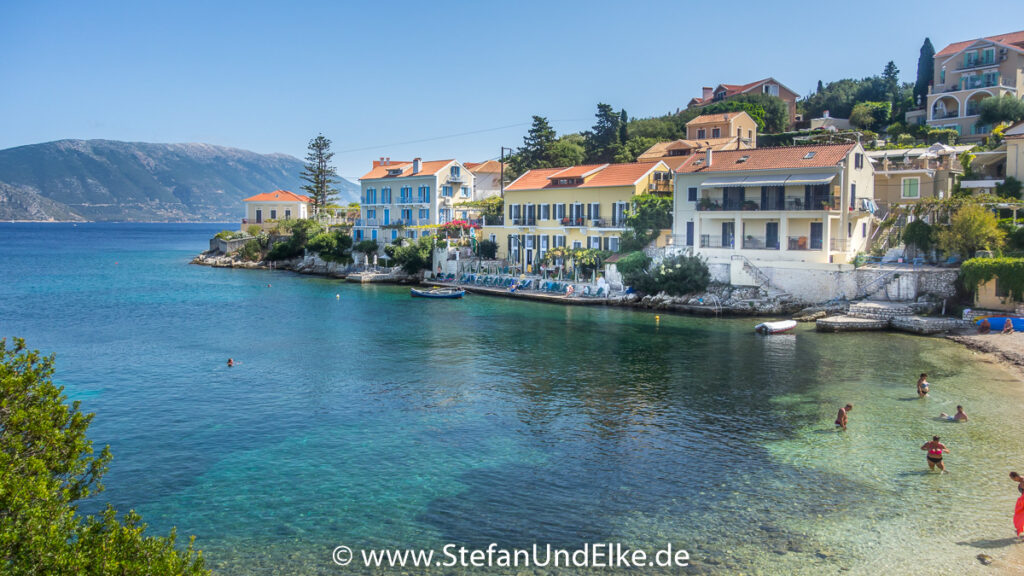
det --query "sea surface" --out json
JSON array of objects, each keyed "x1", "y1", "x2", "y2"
[{"x1": 2, "y1": 222, "x2": 1023, "y2": 575}]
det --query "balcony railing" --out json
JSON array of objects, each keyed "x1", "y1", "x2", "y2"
[
  {"x1": 787, "y1": 236, "x2": 823, "y2": 250},
  {"x1": 932, "y1": 110, "x2": 959, "y2": 119},
  {"x1": 560, "y1": 217, "x2": 587, "y2": 227},
  {"x1": 590, "y1": 218, "x2": 627, "y2": 228},
  {"x1": 650, "y1": 180, "x2": 672, "y2": 192},
  {"x1": 511, "y1": 217, "x2": 537, "y2": 226},
  {"x1": 742, "y1": 235, "x2": 780, "y2": 250},
  {"x1": 354, "y1": 218, "x2": 380, "y2": 226},
  {"x1": 697, "y1": 197, "x2": 837, "y2": 211},
  {"x1": 956, "y1": 58, "x2": 997, "y2": 71},
  {"x1": 448, "y1": 173, "x2": 464, "y2": 183},
  {"x1": 830, "y1": 238, "x2": 851, "y2": 252},
  {"x1": 934, "y1": 79, "x2": 1015, "y2": 94},
  {"x1": 700, "y1": 235, "x2": 733, "y2": 249},
  {"x1": 482, "y1": 215, "x2": 504, "y2": 226}
]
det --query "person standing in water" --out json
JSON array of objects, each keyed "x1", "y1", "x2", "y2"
[
  {"x1": 835, "y1": 404, "x2": 853, "y2": 430},
  {"x1": 917, "y1": 373, "x2": 930, "y2": 397},
  {"x1": 1010, "y1": 472, "x2": 1024, "y2": 540},
  {"x1": 921, "y1": 436, "x2": 949, "y2": 472}
]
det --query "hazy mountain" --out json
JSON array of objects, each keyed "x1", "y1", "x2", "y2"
[{"x1": 0, "y1": 139, "x2": 359, "y2": 221}]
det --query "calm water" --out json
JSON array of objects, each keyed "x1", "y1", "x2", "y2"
[{"x1": 2, "y1": 223, "x2": 1023, "y2": 575}]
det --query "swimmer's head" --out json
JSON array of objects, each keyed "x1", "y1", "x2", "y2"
[
  {"x1": 933, "y1": 436, "x2": 940, "y2": 442},
  {"x1": 845, "y1": 404, "x2": 853, "y2": 410},
  {"x1": 1012, "y1": 471, "x2": 1021, "y2": 480}
]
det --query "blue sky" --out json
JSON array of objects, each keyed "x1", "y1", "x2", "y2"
[{"x1": 1, "y1": 0, "x2": 1020, "y2": 179}]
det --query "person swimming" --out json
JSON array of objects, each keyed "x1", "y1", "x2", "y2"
[
  {"x1": 921, "y1": 436, "x2": 949, "y2": 472},
  {"x1": 227, "y1": 358, "x2": 234, "y2": 367},
  {"x1": 835, "y1": 403, "x2": 853, "y2": 430},
  {"x1": 940, "y1": 405, "x2": 968, "y2": 422},
  {"x1": 917, "y1": 373, "x2": 930, "y2": 397}
]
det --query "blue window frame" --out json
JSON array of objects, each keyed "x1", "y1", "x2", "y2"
[{"x1": 687, "y1": 187, "x2": 697, "y2": 202}]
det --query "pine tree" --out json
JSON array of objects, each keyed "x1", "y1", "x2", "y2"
[
  {"x1": 518, "y1": 116, "x2": 557, "y2": 170},
  {"x1": 618, "y1": 109, "x2": 629, "y2": 145},
  {"x1": 816, "y1": 80, "x2": 824, "y2": 94},
  {"x1": 585, "y1": 103, "x2": 622, "y2": 163},
  {"x1": 914, "y1": 38, "x2": 935, "y2": 107},
  {"x1": 300, "y1": 134, "x2": 339, "y2": 220}
]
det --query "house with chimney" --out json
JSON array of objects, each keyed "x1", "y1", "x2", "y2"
[
  {"x1": 637, "y1": 112, "x2": 757, "y2": 168},
  {"x1": 354, "y1": 157, "x2": 475, "y2": 245},
  {"x1": 672, "y1": 143, "x2": 875, "y2": 299},
  {"x1": 687, "y1": 78, "x2": 799, "y2": 128}
]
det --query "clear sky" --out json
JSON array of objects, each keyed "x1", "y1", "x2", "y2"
[{"x1": 1, "y1": 0, "x2": 1021, "y2": 180}]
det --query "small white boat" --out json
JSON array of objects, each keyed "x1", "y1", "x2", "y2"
[{"x1": 754, "y1": 319, "x2": 797, "y2": 334}]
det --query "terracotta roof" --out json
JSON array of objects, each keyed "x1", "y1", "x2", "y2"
[
  {"x1": 637, "y1": 138, "x2": 745, "y2": 161},
  {"x1": 686, "y1": 111, "x2": 752, "y2": 126},
  {"x1": 548, "y1": 164, "x2": 607, "y2": 179},
  {"x1": 506, "y1": 162, "x2": 666, "y2": 191},
  {"x1": 360, "y1": 159, "x2": 454, "y2": 180},
  {"x1": 689, "y1": 77, "x2": 796, "y2": 106},
  {"x1": 465, "y1": 160, "x2": 503, "y2": 173},
  {"x1": 675, "y1": 144, "x2": 855, "y2": 173},
  {"x1": 936, "y1": 30, "x2": 1024, "y2": 57},
  {"x1": 243, "y1": 190, "x2": 311, "y2": 203}
]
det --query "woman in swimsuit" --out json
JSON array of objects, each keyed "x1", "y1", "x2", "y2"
[
  {"x1": 1011, "y1": 472, "x2": 1024, "y2": 539},
  {"x1": 917, "y1": 373, "x2": 930, "y2": 397},
  {"x1": 920, "y1": 436, "x2": 948, "y2": 472},
  {"x1": 835, "y1": 404, "x2": 852, "y2": 430}
]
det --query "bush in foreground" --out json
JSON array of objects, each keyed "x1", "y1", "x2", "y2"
[
  {"x1": 621, "y1": 253, "x2": 710, "y2": 296},
  {"x1": 0, "y1": 338, "x2": 209, "y2": 576}
]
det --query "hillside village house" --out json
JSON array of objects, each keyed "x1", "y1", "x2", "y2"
[
  {"x1": 459, "y1": 160, "x2": 504, "y2": 220},
  {"x1": 906, "y1": 30, "x2": 1024, "y2": 141},
  {"x1": 687, "y1": 78, "x2": 799, "y2": 127},
  {"x1": 960, "y1": 120, "x2": 1024, "y2": 194},
  {"x1": 866, "y1": 144, "x2": 970, "y2": 208},
  {"x1": 242, "y1": 190, "x2": 311, "y2": 230},
  {"x1": 478, "y1": 161, "x2": 671, "y2": 270},
  {"x1": 672, "y1": 143, "x2": 875, "y2": 291},
  {"x1": 637, "y1": 112, "x2": 757, "y2": 167},
  {"x1": 354, "y1": 157, "x2": 475, "y2": 244}
]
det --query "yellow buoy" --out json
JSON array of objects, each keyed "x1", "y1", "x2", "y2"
[{"x1": 336, "y1": 294, "x2": 340, "y2": 299}]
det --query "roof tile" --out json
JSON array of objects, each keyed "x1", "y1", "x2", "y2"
[
  {"x1": 243, "y1": 190, "x2": 312, "y2": 203},
  {"x1": 675, "y1": 144, "x2": 855, "y2": 173}
]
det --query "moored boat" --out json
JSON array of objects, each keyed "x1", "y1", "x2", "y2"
[
  {"x1": 411, "y1": 287, "x2": 465, "y2": 299},
  {"x1": 755, "y1": 319, "x2": 797, "y2": 334}
]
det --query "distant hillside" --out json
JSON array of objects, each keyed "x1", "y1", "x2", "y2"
[{"x1": 0, "y1": 139, "x2": 359, "y2": 222}]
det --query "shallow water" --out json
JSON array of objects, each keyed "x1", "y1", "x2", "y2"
[{"x1": 2, "y1": 222, "x2": 1022, "y2": 575}]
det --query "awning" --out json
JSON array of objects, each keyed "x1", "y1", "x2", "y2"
[
  {"x1": 784, "y1": 173, "x2": 837, "y2": 185},
  {"x1": 700, "y1": 175, "x2": 747, "y2": 187},
  {"x1": 740, "y1": 175, "x2": 790, "y2": 186}
]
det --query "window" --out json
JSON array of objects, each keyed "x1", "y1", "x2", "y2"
[
  {"x1": 367, "y1": 209, "x2": 376, "y2": 219},
  {"x1": 365, "y1": 188, "x2": 376, "y2": 204},
  {"x1": 854, "y1": 153, "x2": 864, "y2": 169},
  {"x1": 711, "y1": 128, "x2": 721, "y2": 138},
  {"x1": 748, "y1": 130, "x2": 752, "y2": 140},
  {"x1": 572, "y1": 240, "x2": 582, "y2": 249},
  {"x1": 270, "y1": 209, "x2": 277, "y2": 219},
  {"x1": 554, "y1": 203, "x2": 566, "y2": 220},
  {"x1": 417, "y1": 185, "x2": 430, "y2": 202},
  {"x1": 460, "y1": 186, "x2": 470, "y2": 198},
  {"x1": 541, "y1": 204, "x2": 551, "y2": 220},
  {"x1": 419, "y1": 209, "x2": 429, "y2": 220},
  {"x1": 451, "y1": 166, "x2": 461, "y2": 178},
  {"x1": 697, "y1": 128, "x2": 706, "y2": 139},
  {"x1": 391, "y1": 230, "x2": 398, "y2": 240},
  {"x1": 763, "y1": 83, "x2": 779, "y2": 96},
  {"x1": 608, "y1": 237, "x2": 619, "y2": 252},
  {"x1": 940, "y1": 68, "x2": 945, "y2": 84},
  {"x1": 687, "y1": 186, "x2": 698, "y2": 202},
  {"x1": 901, "y1": 177, "x2": 920, "y2": 199},
  {"x1": 381, "y1": 187, "x2": 392, "y2": 203},
  {"x1": 489, "y1": 234, "x2": 496, "y2": 243},
  {"x1": 371, "y1": 229, "x2": 378, "y2": 240},
  {"x1": 284, "y1": 209, "x2": 291, "y2": 219},
  {"x1": 441, "y1": 186, "x2": 453, "y2": 197},
  {"x1": 848, "y1": 222, "x2": 853, "y2": 238},
  {"x1": 553, "y1": 235, "x2": 566, "y2": 248},
  {"x1": 588, "y1": 236, "x2": 601, "y2": 249},
  {"x1": 850, "y1": 183, "x2": 856, "y2": 210},
  {"x1": 803, "y1": 151, "x2": 817, "y2": 159},
  {"x1": 862, "y1": 222, "x2": 867, "y2": 237}
]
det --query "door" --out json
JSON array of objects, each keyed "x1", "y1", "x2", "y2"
[
  {"x1": 722, "y1": 222, "x2": 735, "y2": 248},
  {"x1": 685, "y1": 222, "x2": 694, "y2": 246},
  {"x1": 383, "y1": 209, "x2": 390, "y2": 225},
  {"x1": 810, "y1": 222, "x2": 823, "y2": 250},
  {"x1": 255, "y1": 209, "x2": 262, "y2": 224},
  {"x1": 766, "y1": 222, "x2": 779, "y2": 249}
]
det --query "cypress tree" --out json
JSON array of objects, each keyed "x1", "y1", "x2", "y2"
[{"x1": 914, "y1": 38, "x2": 935, "y2": 107}]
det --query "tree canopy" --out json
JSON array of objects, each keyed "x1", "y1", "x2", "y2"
[
  {"x1": 0, "y1": 338, "x2": 209, "y2": 575},
  {"x1": 584, "y1": 103, "x2": 625, "y2": 163},
  {"x1": 914, "y1": 38, "x2": 935, "y2": 107},
  {"x1": 978, "y1": 94, "x2": 1024, "y2": 126},
  {"x1": 300, "y1": 134, "x2": 340, "y2": 219},
  {"x1": 935, "y1": 204, "x2": 1006, "y2": 257}
]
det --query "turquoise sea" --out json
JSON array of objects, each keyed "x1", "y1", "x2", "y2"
[{"x1": 2, "y1": 223, "x2": 1023, "y2": 575}]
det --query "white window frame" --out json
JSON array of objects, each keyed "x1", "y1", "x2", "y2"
[{"x1": 901, "y1": 177, "x2": 921, "y2": 199}]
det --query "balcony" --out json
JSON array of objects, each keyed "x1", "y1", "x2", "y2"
[
  {"x1": 650, "y1": 179, "x2": 672, "y2": 193},
  {"x1": 354, "y1": 218, "x2": 381, "y2": 227},
  {"x1": 560, "y1": 217, "x2": 587, "y2": 227},
  {"x1": 956, "y1": 58, "x2": 998, "y2": 71},
  {"x1": 448, "y1": 173, "x2": 464, "y2": 183},
  {"x1": 932, "y1": 110, "x2": 959, "y2": 119},
  {"x1": 787, "y1": 236, "x2": 823, "y2": 250},
  {"x1": 700, "y1": 235, "x2": 732, "y2": 249},
  {"x1": 830, "y1": 238, "x2": 851, "y2": 252},
  {"x1": 511, "y1": 217, "x2": 537, "y2": 226},
  {"x1": 590, "y1": 218, "x2": 627, "y2": 228},
  {"x1": 696, "y1": 197, "x2": 838, "y2": 212},
  {"x1": 742, "y1": 235, "x2": 780, "y2": 250}
]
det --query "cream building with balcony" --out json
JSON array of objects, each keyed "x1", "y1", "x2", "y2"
[
  {"x1": 866, "y1": 144, "x2": 971, "y2": 207},
  {"x1": 241, "y1": 190, "x2": 311, "y2": 231},
  {"x1": 920, "y1": 30, "x2": 1024, "y2": 141},
  {"x1": 354, "y1": 157, "x2": 475, "y2": 245},
  {"x1": 478, "y1": 161, "x2": 671, "y2": 270},
  {"x1": 673, "y1": 143, "x2": 875, "y2": 283}
]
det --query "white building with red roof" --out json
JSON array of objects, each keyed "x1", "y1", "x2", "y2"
[
  {"x1": 673, "y1": 142, "x2": 875, "y2": 276},
  {"x1": 687, "y1": 78, "x2": 799, "y2": 128}
]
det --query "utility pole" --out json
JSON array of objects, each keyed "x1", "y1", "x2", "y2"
[{"x1": 500, "y1": 146, "x2": 514, "y2": 199}]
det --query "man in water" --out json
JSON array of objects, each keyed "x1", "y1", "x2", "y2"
[
  {"x1": 227, "y1": 358, "x2": 234, "y2": 367},
  {"x1": 940, "y1": 405, "x2": 968, "y2": 422},
  {"x1": 921, "y1": 435, "x2": 949, "y2": 472},
  {"x1": 835, "y1": 403, "x2": 853, "y2": 430}
]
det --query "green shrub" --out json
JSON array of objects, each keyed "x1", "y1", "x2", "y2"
[
  {"x1": 997, "y1": 176, "x2": 1022, "y2": 200},
  {"x1": 476, "y1": 239, "x2": 498, "y2": 259},
  {"x1": 961, "y1": 257, "x2": 1024, "y2": 300},
  {"x1": 353, "y1": 240, "x2": 379, "y2": 254},
  {"x1": 215, "y1": 229, "x2": 245, "y2": 241},
  {"x1": 388, "y1": 236, "x2": 434, "y2": 274},
  {"x1": 623, "y1": 253, "x2": 710, "y2": 296},
  {"x1": 266, "y1": 240, "x2": 304, "y2": 261},
  {"x1": 903, "y1": 219, "x2": 934, "y2": 255},
  {"x1": 306, "y1": 230, "x2": 354, "y2": 263},
  {"x1": 926, "y1": 128, "x2": 959, "y2": 145},
  {"x1": 238, "y1": 238, "x2": 263, "y2": 261},
  {"x1": 616, "y1": 251, "x2": 652, "y2": 288},
  {"x1": 896, "y1": 133, "x2": 915, "y2": 146}
]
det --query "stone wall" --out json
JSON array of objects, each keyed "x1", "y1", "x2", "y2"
[{"x1": 210, "y1": 236, "x2": 250, "y2": 254}]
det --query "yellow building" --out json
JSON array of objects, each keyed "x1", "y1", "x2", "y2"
[
  {"x1": 241, "y1": 190, "x2": 311, "y2": 231},
  {"x1": 975, "y1": 277, "x2": 1024, "y2": 312},
  {"x1": 637, "y1": 112, "x2": 756, "y2": 168},
  {"x1": 478, "y1": 161, "x2": 671, "y2": 269}
]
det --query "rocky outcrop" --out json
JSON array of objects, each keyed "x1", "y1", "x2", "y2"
[{"x1": 609, "y1": 284, "x2": 804, "y2": 316}]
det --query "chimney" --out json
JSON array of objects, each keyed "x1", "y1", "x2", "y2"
[
  {"x1": 724, "y1": 114, "x2": 730, "y2": 121},
  {"x1": 385, "y1": 156, "x2": 390, "y2": 166},
  {"x1": 702, "y1": 86, "x2": 713, "y2": 100},
  {"x1": 706, "y1": 149, "x2": 713, "y2": 167},
  {"x1": 412, "y1": 157, "x2": 421, "y2": 174},
  {"x1": 823, "y1": 110, "x2": 830, "y2": 119}
]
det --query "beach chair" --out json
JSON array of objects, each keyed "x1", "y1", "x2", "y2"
[
  {"x1": 596, "y1": 287, "x2": 605, "y2": 297},
  {"x1": 522, "y1": 279, "x2": 532, "y2": 289},
  {"x1": 583, "y1": 286, "x2": 592, "y2": 296}
]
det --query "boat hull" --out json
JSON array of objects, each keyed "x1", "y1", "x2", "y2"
[
  {"x1": 755, "y1": 320, "x2": 797, "y2": 334},
  {"x1": 411, "y1": 288, "x2": 465, "y2": 299}
]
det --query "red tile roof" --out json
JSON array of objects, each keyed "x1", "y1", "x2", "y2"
[
  {"x1": 686, "y1": 112, "x2": 752, "y2": 126},
  {"x1": 506, "y1": 162, "x2": 666, "y2": 191},
  {"x1": 689, "y1": 78, "x2": 796, "y2": 106},
  {"x1": 359, "y1": 160, "x2": 454, "y2": 180},
  {"x1": 675, "y1": 144, "x2": 855, "y2": 173},
  {"x1": 243, "y1": 190, "x2": 311, "y2": 202},
  {"x1": 936, "y1": 30, "x2": 1024, "y2": 57},
  {"x1": 548, "y1": 164, "x2": 607, "y2": 179}
]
